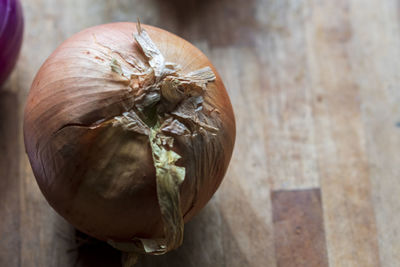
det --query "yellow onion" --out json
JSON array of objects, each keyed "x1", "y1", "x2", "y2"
[{"x1": 23, "y1": 22, "x2": 235, "y2": 260}]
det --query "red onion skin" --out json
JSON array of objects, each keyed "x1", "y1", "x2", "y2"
[{"x1": 0, "y1": 0, "x2": 24, "y2": 87}]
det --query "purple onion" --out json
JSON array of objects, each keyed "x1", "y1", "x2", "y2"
[{"x1": 0, "y1": 0, "x2": 23, "y2": 87}]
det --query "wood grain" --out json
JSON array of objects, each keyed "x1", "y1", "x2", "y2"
[
  {"x1": 0, "y1": 0, "x2": 399, "y2": 266},
  {"x1": 348, "y1": 1, "x2": 400, "y2": 266},
  {"x1": 305, "y1": 1, "x2": 380, "y2": 266}
]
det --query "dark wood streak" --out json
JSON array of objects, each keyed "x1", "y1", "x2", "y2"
[
  {"x1": 271, "y1": 189, "x2": 328, "y2": 267},
  {"x1": 0, "y1": 90, "x2": 21, "y2": 267}
]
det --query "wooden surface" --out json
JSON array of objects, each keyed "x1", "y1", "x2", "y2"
[{"x1": 1, "y1": 0, "x2": 399, "y2": 266}]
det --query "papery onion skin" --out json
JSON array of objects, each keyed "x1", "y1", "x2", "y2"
[
  {"x1": 0, "y1": 0, "x2": 24, "y2": 86},
  {"x1": 24, "y1": 23, "x2": 235, "y2": 242}
]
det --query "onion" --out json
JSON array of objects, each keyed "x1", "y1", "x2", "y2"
[
  {"x1": 23, "y1": 22, "x2": 235, "y2": 262},
  {"x1": 0, "y1": 0, "x2": 23, "y2": 86}
]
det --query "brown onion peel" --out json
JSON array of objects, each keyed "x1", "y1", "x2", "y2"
[
  {"x1": 107, "y1": 25, "x2": 218, "y2": 262},
  {"x1": 24, "y1": 22, "x2": 235, "y2": 267}
]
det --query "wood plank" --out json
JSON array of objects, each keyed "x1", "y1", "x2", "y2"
[
  {"x1": 271, "y1": 189, "x2": 328, "y2": 267},
  {"x1": 0, "y1": 87, "x2": 21, "y2": 267},
  {"x1": 305, "y1": 1, "x2": 380, "y2": 266},
  {"x1": 348, "y1": 1, "x2": 400, "y2": 265},
  {"x1": 256, "y1": 1, "x2": 319, "y2": 191}
]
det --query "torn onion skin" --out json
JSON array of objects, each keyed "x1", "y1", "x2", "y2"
[{"x1": 23, "y1": 23, "x2": 235, "y2": 246}]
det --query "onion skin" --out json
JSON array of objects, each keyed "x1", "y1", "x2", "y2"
[
  {"x1": 24, "y1": 23, "x2": 235, "y2": 242},
  {"x1": 0, "y1": 0, "x2": 23, "y2": 86}
]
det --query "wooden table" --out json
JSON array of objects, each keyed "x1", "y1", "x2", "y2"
[{"x1": 1, "y1": 0, "x2": 399, "y2": 266}]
